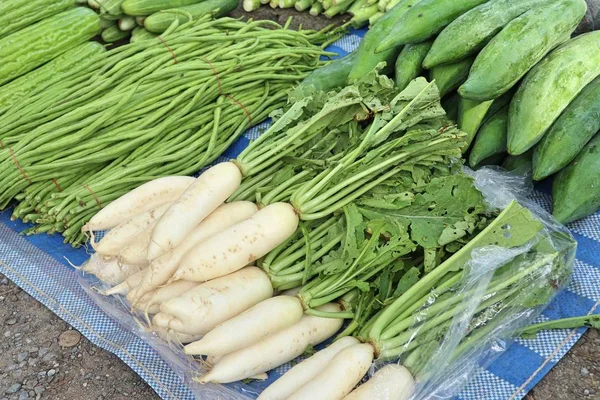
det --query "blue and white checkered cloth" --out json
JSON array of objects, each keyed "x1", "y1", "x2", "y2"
[{"x1": 0, "y1": 30, "x2": 599, "y2": 400}]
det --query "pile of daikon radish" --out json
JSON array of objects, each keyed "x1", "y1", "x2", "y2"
[{"x1": 80, "y1": 161, "x2": 411, "y2": 400}]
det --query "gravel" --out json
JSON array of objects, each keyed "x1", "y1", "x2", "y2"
[{"x1": 0, "y1": 274, "x2": 158, "y2": 400}]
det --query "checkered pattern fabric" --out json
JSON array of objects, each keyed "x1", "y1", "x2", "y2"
[{"x1": 0, "y1": 29, "x2": 598, "y2": 400}]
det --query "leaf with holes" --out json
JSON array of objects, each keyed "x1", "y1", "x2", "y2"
[{"x1": 359, "y1": 173, "x2": 490, "y2": 248}]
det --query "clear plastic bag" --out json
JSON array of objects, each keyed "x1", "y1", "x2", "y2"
[
  {"x1": 78, "y1": 166, "x2": 576, "y2": 400},
  {"x1": 361, "y1": 166, "x2": 576, "y2": 400}
]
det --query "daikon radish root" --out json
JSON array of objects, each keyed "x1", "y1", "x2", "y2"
[
  {"x1": 155, "y1": 328, "x2": 202, "y2": 344},
  {"x1": 258, "y1": 336, "x2": 360, "y2": 400},
  {"x1": 118, "y1": 219, "x2": 158, "y2": 265},
  {"x1": 288, "y1": 343, "x2": 374, "y2": 400},
  {"x1": 343, "y1": 364, "x2": 415, "y2": 400},
  {"x1": 94, "y1": 204, "x2": 169, "y2": 256},
  {"x1": 102, "y1": 268, "x2": 147, "y2": 296},
  {"x1": 184, "y1": 296, "x2": 304, "y2": 356},
  {"x1": 197, "y1": 303, "x2": 344, "y2": 384},
  {"x1": 147, "y1": 162, "x2": 242, "y2": 260},
  {"x1": 79, "y1": 253, "x2": 144, "y2": 286},
  {"x1": 84, "y1": 176, "x2": 195, "y2": 231},
  {"x1": 250, "y1": 373, "x2": 268, "y2": 381},
  {"x1": 135, "y1": 280, "x2": 199, "y2": 314},
  {"x1": 206, "y1": 355, "x2": 222, "y2": 367},
  {"x1": 203, "y1": 355, "x2": 268, "y2": 381},
  {"x1": 170, "y1": 202, "x2": 299, "y2": 284},
  {"x1": 127, "y1": 201, "x2": 258, "y2": 305},
  {"x1": 152, "y1": 267, "x2": 273, "y2": 336}
]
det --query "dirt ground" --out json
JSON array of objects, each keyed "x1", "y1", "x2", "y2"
[{"x1": 1, "y1": 4, "x2": 599, "y2": 400}]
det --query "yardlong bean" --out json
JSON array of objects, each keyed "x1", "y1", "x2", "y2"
[{"x1": 0, "y1": 16, "x2": 338, "y2": 245}]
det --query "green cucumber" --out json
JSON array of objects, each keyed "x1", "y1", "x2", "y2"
[
  {"x1": 508, "y1": 31, "x2": 600, "y2": 155},
  {"x1": 441, "y1": 91, "x2": 460, "y2": 122},
  {"x1": 430, "y1": 56, "x2": 474, "y2": 98},
  {"x1": 481, "y1": 87, "x2": 514, "y2": 124},
  {"x1": 144, "y1": 0, "x2": 238, "y2": 33},
  {"x1": 552, "y1": 134, "x2": 600, "y2": 224},
  {"x1": 100, "y1": 16, "x2": 117, "y2": 29},
  {"x1": 394, "y1": 40, "x2": 433, "y2": 91},
  {"x1": 458, "y1": 97, "x2": 493, "y2": 150},
  {"x1": 457, "y1": 89, "x2": 513, "y2": 150},
  {"x1": 97, "y1": 0, "x2": 125, "y2": 16},
  {"x1": 0, "y1": 42, "x2": 106, "y2": 112},
  {"x1": 130, "y1": 27, "x2": 158, "y2": 43},
  {"x1": 122, "y1": 0, "x2": 202, "y2": 16},
  {"x1": 0, "y1": 0, "x2": 76, "y2": 40},
  {"x1": 101, "y1": 24, "x2": 130, "y2": 42},
  {"x1": 459, "y1": 0, "x2": 586, "y2": 102},
  {"x1": 347, "y1": 0, "x2": 421, "y2": 83},
  {"x1": 0, "y1": 8, "x2": 100, "y2": 87},
  {"x1": 502, "y1": 149, "x2": 532, "y2": 173},
  {"x1": 424, "y1": 0, "x2": 552, "y2": 68},
  {"x1": 376, "y1": 0, "x2": 490, "y2": 52},
  {"x1": 300, "y1": 53, "x2": 357, "y2": 92},
  {"x1": 533, "y1": 76, "x2": 600, "y2": 180},
  {"x1": 468, "y1": 106, "x2": 508, "y2": 168}
]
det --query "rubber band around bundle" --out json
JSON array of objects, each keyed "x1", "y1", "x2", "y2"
[
  {"x1": 157, "y1": 36, "x2": 178, "y2": 64},
  {"x1": 9, "y1": 148, "x2": 32, "y2": 184},
  {"x1": 51, "y1": 178, "x2": 63, "y2": 192},
  {"x1": 226, "y1": 94, "x2": 253, "y2": 126},
  {"x1": 203, "y1": 57, "x2": 223, "y2": 94},
  {"x1": 84, "y1": 185, "x2": 103, "y2": 210},
  {"x1": 201, "y1": 59, "x2": 251, "y2": 124}
]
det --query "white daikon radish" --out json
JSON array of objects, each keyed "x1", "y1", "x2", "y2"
[
  {"x1": 147, "y1": 162, "x2": 242, "y2": 260},
  {"x1": 184, "y1": 296, "x2": 304, "y2": 356},
  {"x1": 118, "y1": 219, "x2": 158, "y2": 265},
  {"x1": 102, "y1": 268, "x2": 147, "y2": 296},
  {"x1": 135, "y1": 280, "x2": 199, "y2": 314},
  {"x1": 288, "y1": 343, "x2": 374, "y2": 400},
  {"x1": 127, "y1": 201, "x2": 258, "y2": 304},
  {"x1": 84, "y1": 176, "x2": 195, "y2": 231},
  {"x1": 203, "y1": 356, "x2": 268, "y2": 382},
  {"x1": 170, "y1": 202, "x2": 298, "y2": 284},
  {"x1": 79, "y1": 253, "x2": 144, "y2": 286},
  {"x1": 258, "y1": 336, "x2": 360, "y2": 400},
  {"x1": 343, "y1": 364, "x2": 415, "y2": 400},
  {"x1": 198, "y1": 303, "x2": 344, "y2": 384},
  {"x1": 155, "y1": 328, "x2": 202, "y2": 344},
  {"x1": 152, "y1": 267, "x2": 273, "y2": 336},
  {"x1": 205, "y1": 355, "x2": 222, "y2": 367},
  {"x1": 94, "y1": 204, "x2": 169, "y2": 256}
]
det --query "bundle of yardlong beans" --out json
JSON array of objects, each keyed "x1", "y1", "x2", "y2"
[{"x1": 0, "y1": 16, "x2": 338, "y2": 246}]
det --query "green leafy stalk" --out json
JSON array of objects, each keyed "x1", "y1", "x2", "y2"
[
  {"x1": 368, "y1": 201, "x2": 545, "y2": 343},
  {"x1": 521, "y1": 315, "x2": 600, "y2": 338}
]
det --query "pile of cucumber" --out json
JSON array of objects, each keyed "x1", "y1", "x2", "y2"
[
  {"x1": 304, "y1": 0, "x2": 600, "y2": 224},
  {"x1": 88, "y1": 0, "x2": 238, "y2": 43}
]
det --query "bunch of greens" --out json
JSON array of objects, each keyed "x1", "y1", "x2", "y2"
[{"x1": 364, "y1": 200, "x2": 576, "y2": 383}]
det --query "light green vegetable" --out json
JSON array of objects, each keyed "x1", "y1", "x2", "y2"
[
  {"x1": 0, "y1": 7, "x2": 101, "y2": 86},
  {"x1": 0, "y1": 0, "x2": 76, "y2": 39},
  {"x1": 0, "y1": 42, "x2": 106, "y2": 113},
  {"x1": 521, "y1": 315, "x2": 600, "y2": 339}
]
